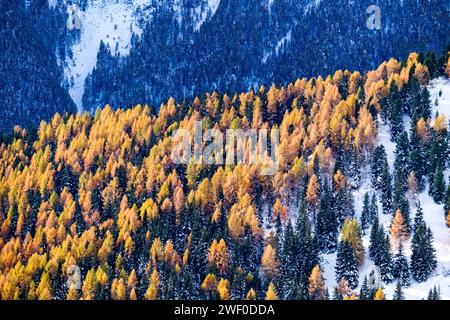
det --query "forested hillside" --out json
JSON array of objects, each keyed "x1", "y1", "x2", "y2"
[
  {"x1": 0, "y1": 51, "x2": 449, "y2": 300},
  {"x1": 1, "y1": 0, "x2": 448, "y2": 131},
  {"x1": 82, "y1": 0, "x2": 450, "y2": 111},
  {"x1": 0, "y1": 1, "x2": 76, "y2": 132}
]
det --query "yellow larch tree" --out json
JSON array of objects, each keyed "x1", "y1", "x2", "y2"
[
  {"x1": 261, "y1": 244, "x2": 280, "y2": 279},
  {"x1": 308, "y1": 265, "x2": 327, "y2": 300},
  {"x1": 390, "y1": 209, "x2": 409, "y2": 249},
  {"x1": 265, "y1": 282, "x2": 279, "y2": 300}
]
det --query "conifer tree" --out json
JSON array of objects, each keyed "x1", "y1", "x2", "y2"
[
  {"x1": 427, "y1": 286, "x2": 440, "y2": 300},
  {"x1": 371, "y1": 145, "x2": 388, "y2": 190},
  {"x1": 359, "y1": 272, "x2": 378, "y2": 300},
  {"x1": 296, "y1": 199, "x2": 319, "y2": 297},
  {"x1": 315, "y1": 184, "x2": 339, "y2": 253},
  {"x1": 335, "y1": 240, "x2": 359, "y2": 289},
  {"x1": 308, "y1": 265, "x2": 327, "y2": 300},
  {"x1": 374, "y1": 287, "x2": 386, "y2": 300},
  {"x1": 359, "y1": 276, "x2": 370, "y2": 300},
  {"x1": 444, "y1": 180, "x2": 450, "y2": 215},
  {"x1": 369, "y1": 215, "x2": 382, "y2": 263},
  {"x1": 413, "y1": 202, "x2": 425, "y2": 233},
  {"x1": 370, "y1": 193, "x2": 378, "y2": 221},
  {"x1": 379, "y1": 234, "x2": 393, "y2": 283},
  {"x1": 393, "y1": 176, "x2": 411, "y2": 229},
  {"x1": 392, "y1": 243, "x2": 411, "y2": 287},
  {"x1": 409, "y1": 122, "x2": 426, "y2": 191},
  {"x1": 385, "y1": 82, "x2": 404, "y2": 141},
  {"x1": 380, "y1": 158, "x2": 393, "y2": 215},
  {"x1": 411, "y1": 223, "x2": 437, "y2": 282},
  {"x1": 431, "y1": 163, "x2": 445, "y2": 203},
  {"x1": 393, "y1": 281, "x2": 404, "y2": 300},
  {"x1": 333, "y1": 171, "x2": 355, "y2": 225},
  {"x1": 393, "y1": 132, "x2": 410, "y2": 190},
  {"x1": 348, "y1": 150, "x2": 362, "y2": 189},
  {"x1": 390, "y1": 209, "x2": 410, "y2": 249},
  {"x1": 446, "y1": 212, "x2": 450, "y2": 228},
  {"x1": 280, "y1": 222, "x2": 297, "y2": 299},
  {"x1": 360, "y1": 192, "x2": 371, "y2": 232},
  {"x1": 230, "y1": 267, "x2": 246, "y2": 300}
]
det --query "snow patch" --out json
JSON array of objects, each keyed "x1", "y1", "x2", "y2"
[
  {"x1": 428, "y1": 77, "x2": 450, "y2": 119},
  {"x1": 275, "y1": 30, "x2": 292, "y2": 57},
  {"x1": 262, "y1": 30, "x2": 292, "y2": 63},
  {"x1": 192, "y1": 0, "x2": 221, "y2": 31}
]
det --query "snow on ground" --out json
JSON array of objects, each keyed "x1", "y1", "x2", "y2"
[
  {"x1": 262, "y1": 30, "x2": 292, "y2": 63},
  {"x1": 322, "y1": 78, "x2": 450, "y2": 299},
  {"x1": 377, "y1": 118, "x2": 396, "y2": 170},
  {"x1": 275, "y1": 30, "x2": 292, "y2": 57},
  {"x1": 192, "y1": 0, "x2": 221, "y2": 31},
  {"x1": 429, "y1": 77, "x2": 450, "y2": 119},
  {"x1": 64, "y1": 0, "x2": 152, "y2": 111}
]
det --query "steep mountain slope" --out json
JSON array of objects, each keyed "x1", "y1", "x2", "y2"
[
  {"x1": 59, "y1": 0, "x2": 224, "y2": 110},
  {"x1": 0, "y1": 0, "x2": 448, "y2": 128},
  {"x1": 0, "y1": 1, "x2": 76, "y2": 132},
  {"x1": 0, "y1": 52, "x2": 448, "y2": 300},
  {"x1": 81, "y1": 0, "x2": 450, "y2": 111},
  {"x1": 322, "y1": 78, "x2": 450, "y2": 299},
  {"x1": 61, "y1": 0, "x2": 151, "y2": 108}
]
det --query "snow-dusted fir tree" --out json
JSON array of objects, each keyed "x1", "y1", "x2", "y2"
[
  {"x1": 335, "y1": 240, "x2": 359, "y2": 289},
  {"x1": 411, "y1": 223, "x2": 437, "y2": 282}
]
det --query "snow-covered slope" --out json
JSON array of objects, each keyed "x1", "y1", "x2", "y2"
[
  {"x1": 62, "y1": 0, "x2": 222, "y2": 111},
  {"x1": 192, "y1": 0, "x2": 221, "y2": 31},
  {"x1": 63, "y1": 0, "x2": 153, "y2": 110},
  {"x1": 429, "y1": 77, "x2": 450, "y2": 119},
  {"x1": 322, "y1": 78, "x2": 450, "y2": 299}
]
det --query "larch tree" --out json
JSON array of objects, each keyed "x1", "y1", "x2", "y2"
[
  {"x1": 217, "y1": 278, "x2": 230, "y2": 300},
  {"x1": 265, "y1": 282, "x2": 279, "y2": 301},
  {"x1": 308, "y1": 265, "x2": 327, "y2": 300},
  {"x1": 306, "y1": 174, "x2": 320, "y2": 212},
  {"x1": 261, "y1": 244, "x2": 280, "y2": 280},
  {"x1": 208, "y1": 239, "x2": 229, "y2": 275},
  {"x1": 246, "y1": 288, "x2": 257, "y2": 300},
  {"x1": 390, "y1": 209, "x2": 410, "y2": 249},
  {"x1": 341, "y1": 218, "x2": 365, "y2": 266},
  {"x1": 374, "y1": 287, "x2": 386, "y2": 300},
  {"x1": 334, "y1": 277, "x2": 352, "y2": 300},
  {"x1": 36, "y1": 271, "x2": 52, "y2": 300}
]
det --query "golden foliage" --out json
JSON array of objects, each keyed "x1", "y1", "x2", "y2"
[
  {"x1": 308, "y1": 265, "x2": 327, "y2": 300},
  {"x1": 390, "y1": 209, "x2": 410, "y2": 249},
  {"x1": 374, "y1": 287, "x2": 386, "y2": 300},
  {"x1": 261, "y1": 244, "x2": 280, "y2": 278},
  {"x1": 208, "y1": 239, "x2": 229, "y2": 275},
  {"x1": 265, "y1": 282, "x2": 278, "y2": 301}
]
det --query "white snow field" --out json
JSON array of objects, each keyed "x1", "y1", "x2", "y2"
[{"x1": 322, "y1": 77, "x2": 450, "y2": 300}]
